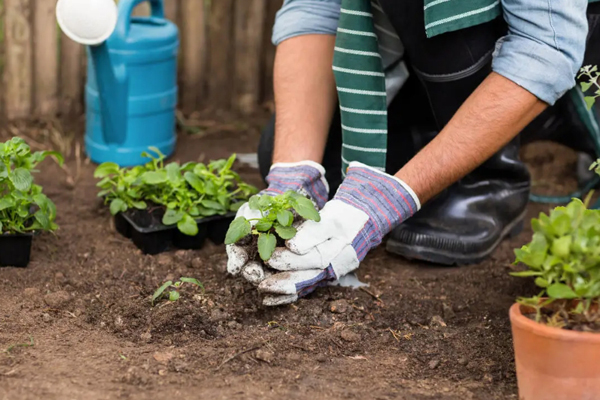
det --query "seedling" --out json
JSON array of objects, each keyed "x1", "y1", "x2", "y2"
[
  {"x1": 0, "y1": 138, "x2": 63, "y2": 234},
  {"x1": 151, "y1": 277, "x2": 204, "y2": 305},
  {"x1": 95, "y1": 148, "x2": 257, "y2": 236},
  {"x1": 224, "y1": 191, "x2": 320, "y2": 261},
  {"x1": 578, "y1": 65, "x2": 600, "y2": 110},
  {"x1": 511, "y1": 194, "x2": 600, "y2": 327}
]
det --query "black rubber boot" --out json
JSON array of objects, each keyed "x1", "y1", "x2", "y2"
[{"x1": 386, "y1": 136, "x2": 530, "y2": 265}]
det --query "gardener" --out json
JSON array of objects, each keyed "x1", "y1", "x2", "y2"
[{"x1": 228, "y1": 0, "x2": 600, "y2": 305}]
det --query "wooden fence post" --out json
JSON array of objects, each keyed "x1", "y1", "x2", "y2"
[
  {"x1": 33, "y1": 0, "x2": 58, "y2": 116},
  {"x1": 233, "y1": 0, "x2": 266, "y2": 115},
  {"x1": 3, "y1": 0, "x2": 32, "y2": 120},
  {"x1": 163, "y1": 0, "x2": 179, "y2": 23},
  {"x1": 207, "y1": 0, "x2": 234, "y2": 110},
  {"x1": 180, "y1": 0, "x2": 206, "y2": 112},
  {"x1": 60, "y1": 33, "x2": 84, "y2": 116}
]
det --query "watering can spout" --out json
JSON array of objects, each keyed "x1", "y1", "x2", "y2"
[{"x1": 56, "y1": 0, "x2": 127, "y2": 146}]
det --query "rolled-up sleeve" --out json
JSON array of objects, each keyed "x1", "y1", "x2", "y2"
[
  {"x1": 492, "y1": 0, "x2": 588, "y2": 105},
  {"x1": 272, "y1": 0, "x2": 341, "y2": 45}
]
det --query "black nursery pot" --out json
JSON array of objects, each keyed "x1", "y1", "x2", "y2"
[
  {"x1": 115, "y1": 210, "x2": 236, "y2": 255},
  {"x1": 0, "y1": 233, "x2": 34, "y2": 268}
]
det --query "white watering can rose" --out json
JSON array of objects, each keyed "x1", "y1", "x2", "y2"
[{"x1": 56, "y1": 0, "x2": 118, "y2": 46}]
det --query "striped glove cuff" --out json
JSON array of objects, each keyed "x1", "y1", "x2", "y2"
[
  {"x1": 334, "y1": 162, "x2": 420, "y2": 260},
  {"x1": 264, "y1": 161, "x2": 330, "y2": 209}
]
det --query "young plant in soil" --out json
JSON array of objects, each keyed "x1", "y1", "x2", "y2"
[
  {"x1": 0, "y1": 137, "x2": 63, "y2": 234},
  {"x1": 578, "y1": 64, "x2": 600, "y2": 109},
  {"x1": 95, "y1": 148, "x2": 257, "y2": 236},
  {"x1": 151, "y1": 277, "x2": 204, "y2": 305},
  {"x1": 511, "y1": 194, "x2": 600, "y2": 331},
  {"x1": 224, "y1": 191, "x2": 320, "y2": 261}
]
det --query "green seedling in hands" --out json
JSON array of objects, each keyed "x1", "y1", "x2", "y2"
[
  {"x1": 511, "y1": 194, "x2": 600, "y2": 321},
  {"x1": 0, "y1": 137, "x2": 63, "y2": 234},
  {"x1": 578, "y1": 65, "x2": 600, "y2": 110},
  {"x1": 151, "y1": 277, "x2": 204, "y2": 305},
  {"x1": 95, "y1": 148, "x2": 257, "y2": 236},
  {"x1": 224, "y1": 191, "x2": 321, "y2": 261}
]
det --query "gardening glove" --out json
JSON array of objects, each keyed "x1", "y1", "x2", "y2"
[
  {"x1": 257, "y1": 162, "x2": 421, "y2": 306},
  {"x1": 226, "y1": 161, "x2": 329, "y2": 279}
]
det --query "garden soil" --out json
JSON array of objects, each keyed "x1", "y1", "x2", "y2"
[{"x1": 0, "y1": 118, "x2": 580, "y2": 400}]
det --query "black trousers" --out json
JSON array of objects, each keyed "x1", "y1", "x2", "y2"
[{"x1": 259, "y1": 3, "x2": 600, "y2": 194}]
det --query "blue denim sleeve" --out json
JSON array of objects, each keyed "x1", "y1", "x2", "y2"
[
  {"x1": 492, "y1": 0, "x2": 588, "y2": 105},
  {"x1": 272, "y1": 0, "x2": 341, "y2": 45}
]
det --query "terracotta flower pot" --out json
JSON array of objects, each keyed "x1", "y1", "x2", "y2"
[{"x1": 509, "y1": 302, "x2": 600, "y2": 400}]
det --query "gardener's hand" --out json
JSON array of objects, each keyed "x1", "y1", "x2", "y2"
[
  {"x1": 226, "y1": 161, "x2": 329, "y2": 279},
  {"x1": 257, "y1": 162, "x2": 420, "y2": 306}
]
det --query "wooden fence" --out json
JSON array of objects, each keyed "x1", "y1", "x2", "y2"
[{"x1": 0, "y1": 0, "x2": 282, "y2": 122}]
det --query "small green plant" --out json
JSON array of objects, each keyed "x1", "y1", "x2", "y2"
[
  {"x1": 578, "y1": 65, "x2": 600, "y2": 110},
  {"x1": 511, "y1": 195, "x2": 600, "y2": 324},
  {"x1": 151, "y1": 277, "x2": 204, "y2": 305},
  {"x1": 224, "y1": 191, "x2": 320, "y2": 261},
  {"x1": 95, "y1": 148, "x2": 257, "y2": 236},
  {"x1": 0, "y1": 137, "x2": 63, "y2": 234}
]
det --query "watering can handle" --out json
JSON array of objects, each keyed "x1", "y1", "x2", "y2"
[{"x1": 115, "y1": 0, "x2": 165, "y2": 37}]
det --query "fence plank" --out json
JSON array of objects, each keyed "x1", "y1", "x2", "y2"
[
  {"x1": 207, "y1": 0, "x2": 234, "y2": 110},
  {"x1": 60, "y1": 33, "x2": 84, "y2": 116},
  {"x1": 3, "y1": 0, "x2": 32, "y2": 120},
  {"x1": 33, "y1": 0, "x2": 58, "y2": 116},
  {"x1": 132, "y1": 2, "x2": 150, "y2": 16},
  {"x1": 163, "y1": 0, "x2": 179, "y2": 23},
  {"x1": 233, "y1": 0, "x2": 266, "y2": 114},
  {"x1": 261, "y1": 0, "x2": 282, "y2": 103},
  {"x1": 180, "y1": 0, "x2": 206, "y2": 112}
]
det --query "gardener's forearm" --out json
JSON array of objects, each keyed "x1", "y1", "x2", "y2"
[
  {"x1": 272, "y1": 35, "x2": 338, "y2": 164},
  {"x1": 396, "y1": 72, "x2": 546, "y2": 203}
]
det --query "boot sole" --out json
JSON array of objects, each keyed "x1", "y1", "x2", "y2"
[{"x1": 385, "y1": 211, "x2": 526, "y2": 266}]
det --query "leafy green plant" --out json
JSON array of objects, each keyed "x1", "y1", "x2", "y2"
[
  {"x1": 224, "y1": 191, "x2": 320, "y2": 261},
  {"x1": 151, "y1": 277, "x2": 204, "y2": 305},
  {"x1": 578, "y1": 65, "x2": 600, "y2": 110},
  {"x1": 0, "y1": 137, "x2": 63, "y2": 234},
  {"x1": 511, "y1": 195, "x2": 600, "y2": 323},
  {"x1": 95, "y1": 148, "x2": 257, "y2": 236}
]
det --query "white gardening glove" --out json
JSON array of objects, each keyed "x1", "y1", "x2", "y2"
[
  {"x1": 258, "y1": 162, "x2": 421, "y2": 306},
  {"x1": 226, "y1": 161, "x2": 329, "y2": 282}
]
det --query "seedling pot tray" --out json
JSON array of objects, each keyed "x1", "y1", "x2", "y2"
[
  {"x1": 115, "y1": 210, "x2": 236, "y2": 255},
  {"x1": 0, "y1": 233, "x2": 34, "y2": 267},
  {"x1": 509, "y1": 302, "x2": 600, "y2": 400}
]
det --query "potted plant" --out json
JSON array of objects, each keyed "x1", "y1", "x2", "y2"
[
  {"x1": 510, "y1": 195, "x2": 600, "y2": 400},
  {"x1": 0, "y1": 137, "x2": 63, "y2": 267},
  {"x1": 95, "y1": 148, "x2": 257, "y2": 254}
]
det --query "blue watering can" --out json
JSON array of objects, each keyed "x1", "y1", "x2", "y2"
[{"x1": 57, "y1": 0, "x2": 179, "y2": 166}]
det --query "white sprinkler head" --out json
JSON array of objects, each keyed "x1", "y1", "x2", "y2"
[{"x1": 56, "y1": 0, "x2": 118, "y2": 46}]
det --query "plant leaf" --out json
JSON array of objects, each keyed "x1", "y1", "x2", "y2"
[
  {"x1": 141, "y1": 171, "x2": 168, "y2": 184},
  {"x1": 258, "y1": 233, "x2": 277, "y2": 261},
  {"x1": 291, "y1": 196, "x2": 320, "y2": 222},
  {"x1": 169, "y1": 291, "x2": 180, "y2": 302},
  {"x1": 177, "y1": 213, "x2": 198, "y2": 236},
  {"x1": 163, "y1": 209, "x2": 184, "y2": 225},
  {"x1": 224, "y1": 217, "x2": 251, "y2": 245},
  {"x1": 0, "y1": 197, "x2": 14, "y2": 211},
  {"x1": 9, "y1": 168, "x2": 33, "y2": 191},
  {"x1": 277, "y1": 210, "x2": 293, "y2": 227},
  {"x1": 584, "y1": 96, "x2": 596, "y2": 110},
  {"x1": 255, "y1": 220, "x2": 273, "y2": 232},
  {"x1": 180, "y1": 277, "x2": 203, "y2": 290},
  {"x1": 275, "y1": 224, "x2": 297, "y2": 240},
  {"x1": 110, "y1": 198, "x2": 126, "y2": 215},
  {"x1": 547, "y1": 283, "x2": 578, "y2": 299},
  {"x1": 94, "y1": 162, "x2": 120, "y2": 178},
  {"x1": 152, "y1": 281, "x2": 173, "y2": 305}
]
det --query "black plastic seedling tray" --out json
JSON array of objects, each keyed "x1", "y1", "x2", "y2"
[
  {"x1": 115, "y1": 210, "x2": 235, "y2": 255},
  {"x1": 0, "y1": 232, "x2": 34, "y2": 267}
]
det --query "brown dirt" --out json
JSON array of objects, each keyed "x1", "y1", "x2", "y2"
[{"x1": 0, "y1": 120, "x2": 581, "y2": 400}]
